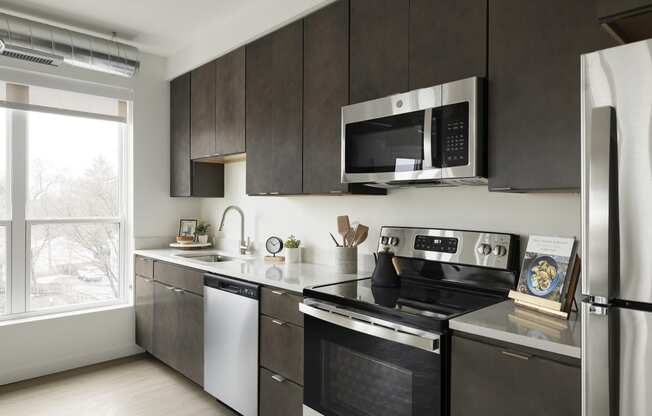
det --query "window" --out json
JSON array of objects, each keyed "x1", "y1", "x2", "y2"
[{"x1": 1, "y1": 81, "x2": 129, "y2": 318}]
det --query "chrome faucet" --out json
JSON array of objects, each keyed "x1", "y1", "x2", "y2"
[{"x1": 218, "y1": 205, "x2": 250, "y2": 255}]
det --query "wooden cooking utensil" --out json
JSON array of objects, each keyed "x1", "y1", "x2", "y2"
[
  {"x1": 337, "y1": 215, "x2": 351, "y2": 246},
  {"x1": 352, "y1": 225, "x2": 369, "y2": 247},
  {"x1": 344, "y1": 228, "x2": 355, "y2": 247}
]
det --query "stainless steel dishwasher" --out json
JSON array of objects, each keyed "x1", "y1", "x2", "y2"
[{"x1": 204, "y1": 274, "x2": 259, "y2": 416}]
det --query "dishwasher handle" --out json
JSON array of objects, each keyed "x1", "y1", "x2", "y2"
[{"x1": 204, "y1": 274, "x2": 259, "y2": 300}]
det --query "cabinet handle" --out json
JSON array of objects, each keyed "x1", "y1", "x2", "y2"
[
  {"x1": 174, "y1": 288, "x2": 184, "y2": 293},
  {"x1": 166, "y1": 286, "x2": 175, "y2": 291},
  {"x1": 258, "y1": 193, "x2": 268, "y2": 196},
  {"x1": 269, "y1": 192, "x2": 280, "y2": 195},
  {"x1": 501, "y1": 351, "x2": 531, "y2": 361},
  {"x1": 271, "y1": 319, "x2": 287, "y2": 326},
  {"x1": 271, "y1": 374, "x2": 286, "y2": 383},
  {"x1": 271, "y1": 290, "x2": 286, "y2": 296},
  {"x1": 329, "y1": 190, "x2": 343, "y2": 194}
]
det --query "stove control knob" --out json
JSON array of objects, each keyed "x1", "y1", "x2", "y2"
[
  {"x1": 477, "y1": 243, "x2": 492, "y2": 256},
  {"x1": 492, "y1": 245, "x2": 507, "y2": 257},
  {"x1": 389, "y1": 237, "x2": 400, "y2": 246}
]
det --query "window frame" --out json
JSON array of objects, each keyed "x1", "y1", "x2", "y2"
[{"x1": 0, "y1": 81, "x2": 131, "y2": 321}]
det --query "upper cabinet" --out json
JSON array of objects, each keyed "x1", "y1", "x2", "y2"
[
  {"x1": 303, "y1": 0, "x2": 349, "y2": 194},
  {"x1": 597, "y1": 0, "x2": 652, "y2": 43},
  {"x1": 408, "y1": 0, "x2": 487, "y2": 89},
  {"x1": 488, "y1": 0, "x2": 617, "y2": 192},
  {"x1": 215, "y1": 47, "x2": 246, "y2": 156},
  {"x1": 170, "y1": 73, "x2": 224, "y2": 198},
  {"x1": 349, "y1": 0, "x2": 409, "y2": 103},
  {"x1": 246, "y1": 21, "x2": 304, "y2": 195},
  {"x1": 190, "y1": 60, "x2": 216, "y2": 159}
]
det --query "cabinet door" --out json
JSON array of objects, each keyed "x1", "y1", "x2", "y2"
[
  {"x1": 488, "y1": 0, "x2": 616, "y2": 191},
  {"x1": 451, "y1": 335, "x2": 580, "y2": 416},
  {"x1": 260, "y1": 367, "x2": 303, "y2": 416},
  {"x1": 134, "y1": 274, "x2": 153, "y2": 352},
  {"x1": 303, "y1": 0, "x2": 349, "y2": 194},
  {"x1": 349, "y1": 0, "x2": 409, "y2": 103},
  {"x1": 408, "y1": 0, "x2": 487, "y2": 90},
  {"x1": 215, "y1": 47, "x2": 246, "y2": 156},
  {"x1": 152, "y1": 282, "x2": 180, "y2": 371},
  {"x1": 245, "y1": 21, "x2": 303, "y2": 195},
  {"x1": 260, "y1": 315, "x2": 304, "y2": 384},
  {"x1": 178, "y1": 289, "x2": 204, "y2": 386},
  {"x1": 170, "y1": 74, "x2": 192, "y2": 197},
  {"x1": 190, "y1": 60, "x2": 216, "y2": 159},
  {"x1": 598, "y1": 0, "x2": 652, "y2": 19}
]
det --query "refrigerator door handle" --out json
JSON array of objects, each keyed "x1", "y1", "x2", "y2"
[
  {"x1": 582, "y1": 301, "x2": 613, "y2": 416},
  {"x1": 582, "y1": 106, "x2": 616, "y2": 302}
]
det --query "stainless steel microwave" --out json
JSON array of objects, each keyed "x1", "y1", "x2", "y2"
[{"x1": 341, "y1": 77, "x2": 486, "y2": 187}]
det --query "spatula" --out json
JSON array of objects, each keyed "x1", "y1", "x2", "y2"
[
  {"x1": 352, "y1": 225, "x2": 369, "y2": 247},
  {"x1": 337, "y1": 215, "x2": 351, "y2": 246}
]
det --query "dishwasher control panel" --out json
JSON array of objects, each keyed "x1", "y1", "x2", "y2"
[{"x1": 204, "y1": 274, "x2": 259, "y2": 300}]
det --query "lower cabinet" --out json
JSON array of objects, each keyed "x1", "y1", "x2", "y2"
[
  {"x1": 260, "y1": 367, "x2": 303, "y2": 416},
  {"x1": 151, "y1": 275, "x2": 204, "y2": 386},
  {"x1": 450, "y1": 333, "x2": 580, "y2": 416},
  {"x1": 134, "y1": 274, "x2": 153, "y2": 351}
]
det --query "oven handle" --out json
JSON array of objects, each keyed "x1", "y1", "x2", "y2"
[{"x1": 299, "y1": 299, "x2": 440, "y2": 354}]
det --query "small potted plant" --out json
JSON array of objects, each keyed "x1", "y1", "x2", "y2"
[
  {"x1": 284, "y1": 234, "x2": 302, "y2": 264},
  {"x1": 196, "y1": 223, "x2": 210, "y2": 244}
]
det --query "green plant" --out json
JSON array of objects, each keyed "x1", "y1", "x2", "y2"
[
  {"x1": 196, "y1": 223, "x2": 210, "y2": 236},
  {"x1": 285, "y1": 234, "x2": 301, "y2": 249}
]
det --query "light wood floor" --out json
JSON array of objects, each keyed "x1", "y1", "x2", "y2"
[{"x1": 0, "y1": 355, "x2": 237, "y2": 416}]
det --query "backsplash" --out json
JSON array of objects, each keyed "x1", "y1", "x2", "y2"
[{"x1": 199, "y1": 161, "x2": 580, "y2": 264}]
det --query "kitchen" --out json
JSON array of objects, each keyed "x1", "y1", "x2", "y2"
[{"x1": 0, "y1": 0, "x2": 649, "y2": 415}]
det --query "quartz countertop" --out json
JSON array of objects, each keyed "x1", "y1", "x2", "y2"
[
  {"x1": 134, "y1": 248, "x2": 369, "y2": 294},
  {"x1": 449, "y1": 300, "x2": 581, "y2": 359}
]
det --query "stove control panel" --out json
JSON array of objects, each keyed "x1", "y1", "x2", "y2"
[{"x1": 378, "y1": 226, "x2": 519, "y2": 271}]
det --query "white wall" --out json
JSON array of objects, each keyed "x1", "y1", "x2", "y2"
[
  {"x1": 0, "y1": 54, "x2": 201, "y2": 385},
  {"x1": 201, "y1": 161, "x2": 580, "y2": 266},
  {"x1": 166, "y1": 0, "x2": 334, "y2": 80}
]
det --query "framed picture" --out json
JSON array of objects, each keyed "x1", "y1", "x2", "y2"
[{"x1": 178, "y1": 219, "x2": 198, "y2": 237}]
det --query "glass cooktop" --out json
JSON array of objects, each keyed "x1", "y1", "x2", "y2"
[{"x1": 304, "y1": 277, "x2": 506, "y2": 332}]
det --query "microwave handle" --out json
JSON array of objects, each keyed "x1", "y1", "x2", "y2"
[{"x1": 423, "y1": 108, "x2": 433, "y2": 170}]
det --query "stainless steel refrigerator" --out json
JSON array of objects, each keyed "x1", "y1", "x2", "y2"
[{"x1": 582, "y1": 39, "x2": 652, "y2": 416}]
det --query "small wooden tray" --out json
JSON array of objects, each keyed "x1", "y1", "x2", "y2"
[
  {"x1": 169, "y1": 242, "x2": 212, "y2": 249},
  {"x1": 264, "y1": 255, "x2": 285, "y2": 263}
]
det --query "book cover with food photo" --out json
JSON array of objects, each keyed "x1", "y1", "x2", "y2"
[{"x1": 516, "y1": 235, "x2": 577, "y2": 303}]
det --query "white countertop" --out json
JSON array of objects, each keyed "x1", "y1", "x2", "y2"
[
  {"x1": 450, "y1": 300, "x2": 581, "y2": 359},
  {"x1": 134, "y1": 248, "x2": 370, "y2": 294}
]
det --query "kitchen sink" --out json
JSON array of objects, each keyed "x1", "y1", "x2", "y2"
[{"x1": 175, "y1": 254, "x2": 238, "y2": 263}]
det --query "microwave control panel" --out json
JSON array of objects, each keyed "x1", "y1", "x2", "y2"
[{"x1": 436, "y1": 102, "x2": 469, "y2": 167}]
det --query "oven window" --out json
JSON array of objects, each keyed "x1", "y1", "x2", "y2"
[
  {"x1": 322, "y1": 342, "x2": 413, "y2": 416},
  {"x1": 345, "y1": 110, "x2": 425, "y2": 173}
]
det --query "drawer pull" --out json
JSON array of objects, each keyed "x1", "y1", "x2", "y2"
[
  {"x1": 271, "y1": 290, "x2": 286, "y2": 296},
  {"x1": 166, "y1": 286, "x2": 175, "y2": 291},
  {"x1": 271, "y1": 374, "x2": 286, "y2": 383},
  {"x1": 271, "y1": 319, "x2": 287, "y2": 326},
  {"x1": 174, "y1": 288, "x2": 184, "y2": 293},
  {"x1": 501, "y1": 351, "x2": 531, "y2": 361}
]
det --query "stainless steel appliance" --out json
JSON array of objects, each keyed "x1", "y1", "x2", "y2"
[
  {"x1": 341, "y1": 77, "x2": 486, "y2": 187},
  {"x1": 581, "y1": 39, "x2": 652, "y2": 416},
  {"x1": 204, "y1": 274, "x2": 259, "y2": 416},
  {"x1": 301, "y1": 226, "x2": 519, "y2": 416}
]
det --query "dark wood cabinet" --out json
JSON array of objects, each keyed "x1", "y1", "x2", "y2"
[
  {"x1": 246, "y1": 21, "x2": 303, "y2": 195},
  {"x1": 190, "y1": 60, "x2": 216, "y2": 160},
  {"x1": 215, "y1": 47, "x2": 246, "y2": 156},
  {"x1": 488, "y1": 0, "x2": 617, "y2": 192},
  {"x1": 597, "y1": 0, "x2": 652, "y2": 43},
  {"x1": 151, "y1": 262, "x2": 204, "y2": 386},
  {"x1": 134, "y1": 274, "x2": 153, "y2": 352},
  {"x1": 349, "y1": 0, "x2": 409, "y2": 103},
  {"x1": 598, "y1": 0, "x2": 652, "y2": 19},
  {"x1": 408, "y1": 0, "x2": 487, "y2": 89},
  {"x1": 303, "y1": 0, "x2": 349, "y2": 194},
  {"x1": 260, "y1": 315, "x2": 304, "y2": 385},
  {"x1": 260, "y1": 367, "x2": 303, "y2": 416},
  {"x1": 451, "y1": 334, "x2": 580, "y2": 416},
  {"x1": 261, "y1": 287, "x2": 304, "y2": 327},
  {"x1": 170, "y1": 73, "x2": 224, "y2": 198}
]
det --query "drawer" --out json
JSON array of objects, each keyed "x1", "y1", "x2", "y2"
[
  {"x1": 260, "y1": 315, "x2": 304, "y2": 384},
  {"x1": 260, "y1": 367, "x2": 303, "y2": 416},
  {"x1": 261, "y1": 287, "x2": 303, "y2": 326},
  {"x1": 135, "y1": 256, "x2": 154, "y2": 278},
  {"x1": 153, "y1": 261, "x2": 204, "y2": 296}
]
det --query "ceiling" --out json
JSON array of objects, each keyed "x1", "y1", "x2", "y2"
[{"x1": 0, "y1": 0, "x2": 251, "y2": 56}]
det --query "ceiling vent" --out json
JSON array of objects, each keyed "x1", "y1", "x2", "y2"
[
  {"x1": 0, "y1": 13, "x2": 139, "y2": 77},
  {"x1": 0, "y1": 39, "x2": 63, "y2": 66}
]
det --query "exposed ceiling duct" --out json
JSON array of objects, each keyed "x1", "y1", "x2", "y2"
[{"x1": 0, "y1": 13, "x2": 139, "y2": 77}]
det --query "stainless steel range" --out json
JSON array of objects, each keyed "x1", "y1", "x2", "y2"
[{"x1": 300, "y1": 226, "x2": 519, "y2": 416}]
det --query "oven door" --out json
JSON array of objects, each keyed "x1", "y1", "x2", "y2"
[
  {"x1": 300, "y1": 300, "x2": 444, "y2": 416},
  {"x1": 341, "y1": 86, "x2": 442, "y2": 184}
]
